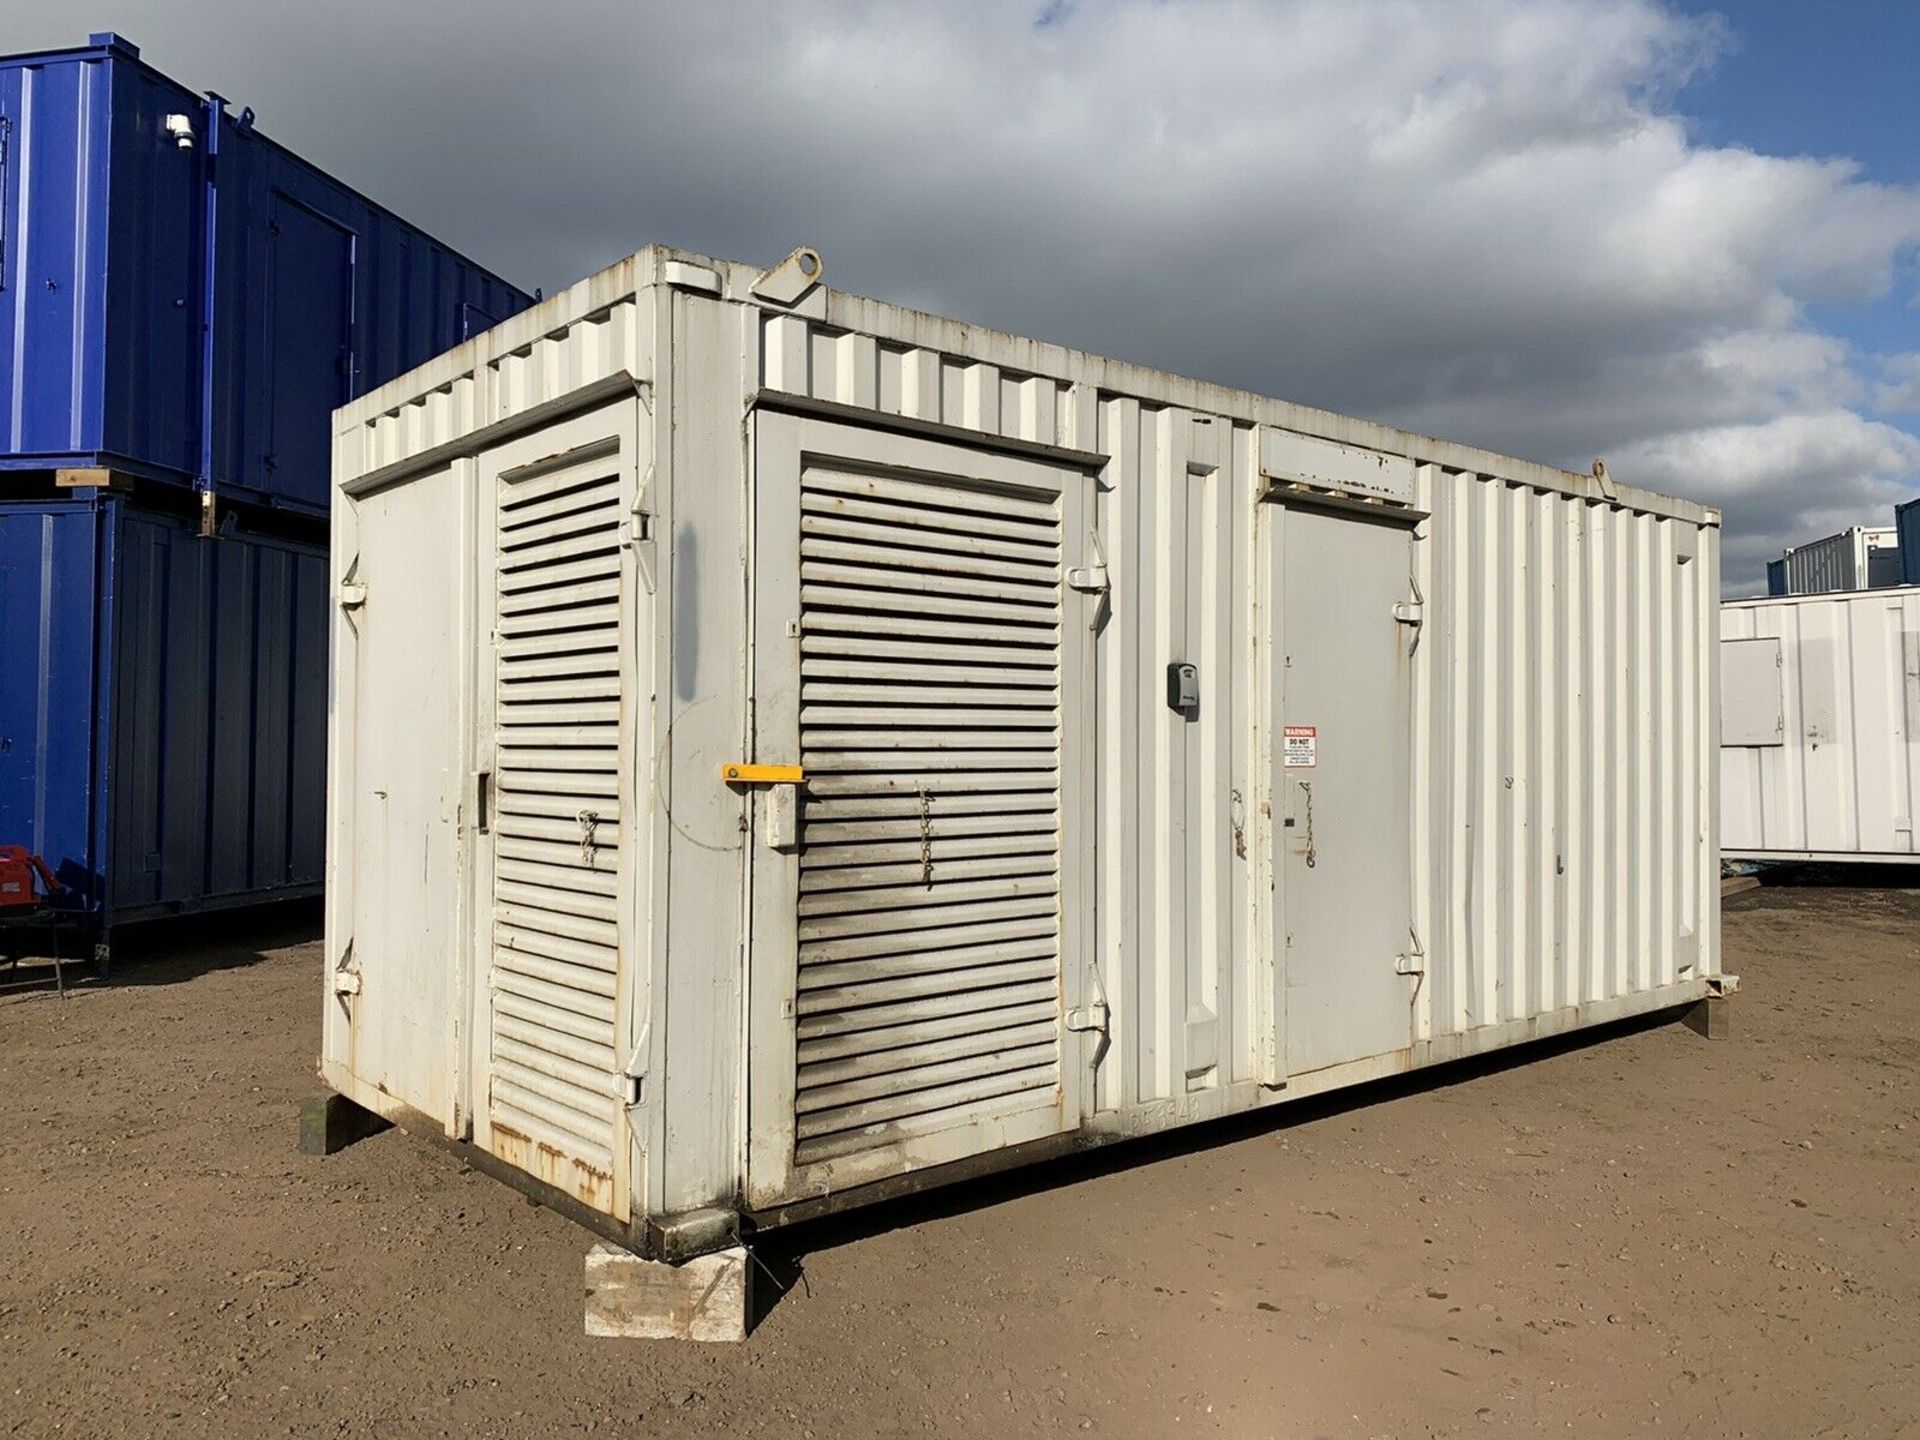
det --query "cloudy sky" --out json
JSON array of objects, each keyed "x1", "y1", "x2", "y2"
[{"x1": 17, "y1": 1, "x2": 1919, "y2": 593}]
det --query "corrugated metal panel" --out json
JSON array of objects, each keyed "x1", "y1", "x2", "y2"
[
  {"x1": 792, "y1": 463, "x2": 1065, "y2": 1166},
  {"x1": 0, "y1": 47, "x2": 112, "y2": 458},
  {"x1": 0, "y1": 494, "x2": 325, "y2": 928},
  {"x1": 0, "y1": 34, "x2": 533, "y2": 512},
  {"x1": 0, "y1": 502, "x2": 105, "y2": 907},
  {"x1": 1721, "y1": 589, "x2": 1920, "y2": 861},
  {"x1": 351, "y1": 293, "x2": 644, "y2": 478},
  {"x1": 110, "y1": 508, "x2": 328, "y2": 915},
  {"x1": 1413, "y1": 470, "x2": 1717, "y2": 1028},
  {"x1": 1092, "y1": 400, "x2": 1255, "y2": 1106}
]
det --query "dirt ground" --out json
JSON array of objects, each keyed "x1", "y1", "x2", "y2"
[{"x1": 2, "y1": 886, "x2": 1916, "y2": 1440}]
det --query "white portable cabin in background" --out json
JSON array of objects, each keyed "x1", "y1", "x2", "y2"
[
  {"x1": 1774, "y1": 526, "x2": 1901, "y2": 596},
  {"x1": 1722, "y1": 589, "x2": 1920, "y2": 862},
  {"x1": 322, "y1": 245, "x2": 1724, "y2": 1256}
]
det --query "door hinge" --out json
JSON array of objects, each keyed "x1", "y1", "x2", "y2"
[
  {"x1": 331, "y1": 942, "x2": 362, "y2": 995},
  {"x1": 1066, "y1": 533, "x2": 1111, "y2": 631},
  {"x1": 1066, "y1": 563, "x2": 1108, "y2": 595},
  {"x1": 1394, "y1": 582, "x2": 1426, "y2": 656},
  {"x1": 1067, "y1": 997, "x2": 1109, "y2": 1034},
  {"x1": 621, "y1": 1026, "x2": 650, "y2": 1106},
  {"x1": 338, "y1": 581, "x2": 368, "y2": 610},
  {"x1": 1395, "y1": 933, "x2": 1426, "y2": 976}
]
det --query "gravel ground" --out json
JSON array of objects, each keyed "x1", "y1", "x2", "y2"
[{"x1": 1, "y1": 884, "x2": 1916, "y2": 1439}]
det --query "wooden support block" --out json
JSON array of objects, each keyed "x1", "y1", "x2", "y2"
[
  {"x1": 55, "y1": 467, "x2": 133, "y2": 491},
  {"x1": 1683, "y1": 996, "x2": 1732, "y2": 1040},
  {"x1": 298, "y1": 1091, "x2": 391, "y2": 1155},
  {"x1": 585, "y1": 1241, "x2": 749, "y2": 1343}
]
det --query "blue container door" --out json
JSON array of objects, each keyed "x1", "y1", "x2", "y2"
[
  {"x1": 0, "y1": 54, "x2": 112, "y2": 461},
  {"x1": 110, "y1": 508, "x2": 210, "y2": 911},
  {"x1": 0, "y1": 502, "x2": 106, "y2": 909},
  {"x1": 262, "y1": 193, "x2": 353, "y2": 511},
  {"x1": 1898, "y1": 500, "x2": 1920, "y2": 587}
]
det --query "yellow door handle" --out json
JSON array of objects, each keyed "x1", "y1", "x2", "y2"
[{"x1": 721, "y1": 763, "x2": 805, "y2": 785}]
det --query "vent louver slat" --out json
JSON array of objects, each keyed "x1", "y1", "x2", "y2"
[{"x1": 793, "y1": 466, "x2": 1064, "y2": 1167}]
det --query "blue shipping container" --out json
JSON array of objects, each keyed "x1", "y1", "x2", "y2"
[
  {"x1": 0, "y1": 32, "x2": 532, "y2": 516},
  {"x1": 1897, "y1": 498, "x2": 1920, "y2": 587},
  {"x1": 1766, "y1": 557, "x2": 1787, "y2": 596},
  {"x1": 0, "y1": 496, "x2": 326, "y2": 939}
]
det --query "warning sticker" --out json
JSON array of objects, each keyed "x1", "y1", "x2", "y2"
[{"x1": 1283, "y1": 725, "x2": 1317, "y2": 768}]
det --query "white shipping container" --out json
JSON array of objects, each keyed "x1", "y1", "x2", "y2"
[
  {"x1": 322, "y1": 246, "x2": 1724, "y2": 1254},
  {"x1": 1778, "y1": 526, "x2": 1900, "y2": 595},
  {"x1": 1721, "y1": 588, "x2": 1920, "y2": 862}
]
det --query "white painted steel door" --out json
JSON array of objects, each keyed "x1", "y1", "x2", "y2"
[
  {"x1": 1273, "y1": 505, "x2": 1417, "y2": 1076},
  {"x1": 747, "y1": 413, "x2": 1095, "y2": 1207},
  {"x1": 334, "y1": 470, "x2": 469, "y2": 1129},
  {"x1": 471, "y1": 402, "x2": 643, "y2": 1219}
]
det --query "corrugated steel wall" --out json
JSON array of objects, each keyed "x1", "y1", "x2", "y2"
[
  {"x1": 0, "y1": 50, "x2": 112, "y2": 459},
  {"x1": 1721, "y1": 590, "x2": 1920, "y2": 860},
  {"x1": 753, "y1": 303, "x2": 1722, "y2": 1098},
  {"x1": 1414, "y1": 469, "x2": 1719, "y2": 1036},
  {"x1": 0, "y1": 502, "x2": 106, "y2": 905},
  {"x1": 351, "y1": 294, "x2": 645, "y2": 478},
  {"x1": 110, "y1": 507, "x2": 328, "y2": 917},
  {"x1": 1092, "y1": 398, "x2": 1257, "y2": 1108},
  {"x1": 0, "y1": 36, "x2": 531, "y2": 513},
  {"x1": 0, "y1": 495, "x2": 325, "y2": 925}
]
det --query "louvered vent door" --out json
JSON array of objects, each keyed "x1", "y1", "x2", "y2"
[
  {"x1": 748, "y1": 415, "x2": 1093, "y2": 1205},
  {"x1": 478, "y1": 409, "x2": 639, "y2": 1218}
]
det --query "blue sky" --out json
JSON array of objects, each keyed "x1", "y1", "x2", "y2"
[{"x1": 1675, "y1": 3, "x2": 1920, "y2": 386}]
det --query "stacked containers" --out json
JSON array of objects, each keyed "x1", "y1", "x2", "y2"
[
  {"x1": 0, "y1": 33, "x2": 531, "y2": 943},
  {"x1": 1773, "y1": 526, "x2": 1900, "y2": 596}
]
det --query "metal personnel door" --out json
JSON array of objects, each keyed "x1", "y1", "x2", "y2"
[
  {"x1": 263, "y1": 194, "x2": 354, "y2": 508},
  {"x1": 746, "y1": 412, "x2": 1096, "y2": 1208},
  {"x1": 333, "y1": 471, "x2": 467, "y2": 1127},
  {"x1": 1268, "y1": 502, "x2": 1418, "y2": 1078},
  {"x1": 471, "y1": 401, "x2": 644, "y2": 1219}
]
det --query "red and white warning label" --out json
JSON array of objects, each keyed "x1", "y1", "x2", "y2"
[{"x1": 1283, "y1": 724, "x2": 1317, "y2": 768}]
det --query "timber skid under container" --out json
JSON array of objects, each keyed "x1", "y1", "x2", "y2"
[{"x1": 322, "y1": 245, "x2": 1724, "y2": 1257}]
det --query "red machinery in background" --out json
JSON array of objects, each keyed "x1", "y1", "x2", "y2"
[
  {"x1": 0, "y1": 846, "x2": 60, "y2": 910},
  {"x1": 0, "y1": 845, "x2": 73, "y2": 994}
]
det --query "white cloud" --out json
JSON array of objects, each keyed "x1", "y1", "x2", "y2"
[
  {"x1": 9, "y1": 0, "x2": 1920, "y2": 594},
  {"x1": 1877, "y1": 354, "x2": 1920, "y2": 415},
  {"x1": 1615, "y1": 412, "x2": 1920, "y2": 590}
]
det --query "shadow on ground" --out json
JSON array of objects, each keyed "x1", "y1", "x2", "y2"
[
  {"x1": 1752, "y1": 861, "x2": 1920, "y2": 890},
  {"x1": 747, "y1": 1000, "x2": 1700, "y2": 1322},
  {"x1": 0, "y1": 897, "x2": 321, "y2": 998}
]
